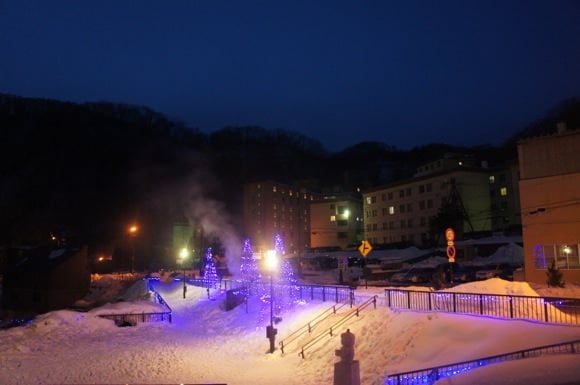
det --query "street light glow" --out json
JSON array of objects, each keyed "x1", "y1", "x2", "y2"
[
  {"x1": 179, "y1": 248, "x2": 189, "y2": 259},
  {"x1": 265, "y1": 249, "x2": 278, "y2": 272},
  {"x1": 129, "y1": 225, "x2": 138, "y2": 234}
]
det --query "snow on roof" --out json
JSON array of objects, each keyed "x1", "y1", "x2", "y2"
[
  {"x1": 468, "y1": 243, "x2": 524, "y2": 266},
  {"x1": 455, "y1": 234, "x2": 522, "y2": 246}
]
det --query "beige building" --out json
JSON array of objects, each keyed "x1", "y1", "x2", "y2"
[
  {"x1": 310, "y1": 193, "x2": 363, "y2": 249},
  {"x1": 243, "y1": 181, "x2": 320, "y2": 254},
  {"x1": 363, "y1": 158, "x2": 493, "y2": 247},
  {"x1": 518, "y1": 125, "x2": 580, "y2": 284}
]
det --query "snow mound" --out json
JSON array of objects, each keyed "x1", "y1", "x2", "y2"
[
  {"x1": 121, "y1": 279, "x2": 151, "y2": 301},
  {"x1": 27, "y1": 310, "x2": 115, "y2": 334},
  {"x1": 443, "y1": 278, "x2": 539, "y2": 297}
]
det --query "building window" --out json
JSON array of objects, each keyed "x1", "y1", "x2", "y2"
[
  {"x1": 371, "y1": 196, "x2": 377, "y2": 203},
  {"x1": 372, "y1": 223, "x2": 377, "y2": 231},
  {"x1": 330, "y1": 215, "x2": 336, "y2": 222},
  {"x1": 382, "y1": 222, "x2": 387, "y2": 230},
  {"x1": 366, "y1": 196, "x2": 372, "y2": 205},
  {"x1": 426, "y1": 183, "x2": 432, "y2": 192},
  {"x1": 420, "y1": 217, "x2": 426, "y2": 226},
  {"x1": 273, "y1": 186, "x2": 277, "y2": 192},
  {"x1": 372, "y1": 209, "x2": 377, "y2": 217},
  {"x1": 400, "y1": 220, "x2": 406, "y2": 229},
  {"x1": 330, "y1": 204, "x2": 335, "y2": 210},
  {"x1": 500, "y1": 187, "x2": 508, "y2": 196},
  {"x1": 419, "y1": 201, "x2": 425, "y2": 210},
  {"x1": 381, "y1": 193, "x2": 386, "y2": 201},
  {"x1": 399, "y1": 190, "x2": 404, "y2": 198},
  {"x1": 405, "y1": 188, "x2": 411, "y2": 196},
  {"x1": 407, "y1": 219, "x2": 413, "y2": 228},
  {"x1": 388, "y1": 206, "x2": 395, "y2": 215},
  {"x1": 389, "y1": 221, "x2": 394, "y2": 229},
  {"x1": 337, "y1": 220, "x2": 348, "y2": 226},
  {"x1": 489, "y1": 175, "x2": 495, "y2": 184},
  {"x1": 534, "y1": 244, "x2": 580, "y2": 269},
  {"x1": 388, "y1": 192, "x2": 393, "y2": 200},
  {"x1": 427, "y1": 199, "x2": 433, "y2": 209},
  {"x1": 382, "y1": 208, "x2": 387, "y2": 216},
  {"x1": 406, "y1": 203, "x2": 412, "y2": 212},
  {"x1": 419, "y1": 185, "x2": 425, "y2": 194},
  {"x1": 366, "y1": 224, "x2": 372, "y2": 232}
]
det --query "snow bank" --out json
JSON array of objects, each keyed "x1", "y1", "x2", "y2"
[{"x1": 443, "y1": 278, "x2": 539, "y2": 297}]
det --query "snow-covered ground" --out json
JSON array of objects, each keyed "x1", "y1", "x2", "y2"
[{"x1": 0, "y1": 278, "x2": 578, "y2": 385}]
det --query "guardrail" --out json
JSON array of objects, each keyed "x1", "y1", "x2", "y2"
[
  {"x1": 385, "y1": 289, "x2": 580, "y2": 326},
  {"x1": 279, "y1": 302, "x2": 348, "y2": 354},
  {"x1": 185, "y1": 278, "x2": 354, "y2": 305},
  {"x1": 384, "y1": 339, "x2": 580, "y2": 385},
  {"x1": 299, "y1": 295, "x2": 377, "y2": 359},
  {"x1": 98, "y1": 279, "x2": 172, "y2": 325}
]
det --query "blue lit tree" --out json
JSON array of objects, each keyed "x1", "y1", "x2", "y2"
[
  {"x1": 274, "y1": 233, "x2": 285, "y2": 256},
  {"x1": 240, "y1": 238, "x2": 260, "y2": 283},
  {"x1": 203, "y1": 247, "x2": 219, "y2": 294}
]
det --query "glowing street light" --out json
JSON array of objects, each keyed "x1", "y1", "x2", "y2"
[
  {"x1": 265, "y1": 249, "x2": 279, "y2": 353},
  {"x1": 179, "y1": 247, "x2": 189, "y2": 299},
  {"x1": 128, "y1": 224, "x2": 139, "y2": 273}
]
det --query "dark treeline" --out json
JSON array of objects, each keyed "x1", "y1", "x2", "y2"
[{"x1": 0, "y1": 93, "x2": 578, "y2": 266}]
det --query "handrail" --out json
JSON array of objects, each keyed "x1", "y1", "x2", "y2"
[
  {"x1": 299, "y1": 295, "x2": 377, "y2": 359},
  {"x1": 384, "y1": 339, "x2": 580, "y2": 385},
  {"x1": 279, "y1": 302, "x2": 348, "y2": 354},
  {"x1": 384, "y1": 288, "x2": 580, "y2": 326}
]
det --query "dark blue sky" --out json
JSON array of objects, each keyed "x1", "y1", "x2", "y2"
[{"x1": 1, "y1": 1, "x2": 579, "y2": 151}]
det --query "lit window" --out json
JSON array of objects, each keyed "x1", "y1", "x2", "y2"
[
  {"x1": 489, "y1": 176, "x2": 495, "y2": 184},
  {"x1": 289, "y1": 190, "x2": 293, "y2": 196},
  {"x1": 500, "y1": 187, "x2": 507, "y2": 196},
  {"x1": 273, "y1": 186, "x2": 277, "y2": 192},
  {"x1": 330, "y1": 215, "x2": 336, "y2": 222},
  {"x1": 366, "y1": 196, "x2": 372, "y2": 205},
  {"x1": 388, "y1": 206, "x2": 395, "y2": 215}
]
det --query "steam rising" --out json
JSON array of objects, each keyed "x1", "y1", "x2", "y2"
[{"x1": 184, "y1": 182, "x2": 241, "y2": 279}]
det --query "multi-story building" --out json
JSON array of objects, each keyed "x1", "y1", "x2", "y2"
[
  {"x1": 243, "y1": 181, "x2": 320, "y2": 255},
  {"x1": 488, "y1": 160, "x2": 522, "y2": 232},
  {"x1": 518, "y1": 124, "x2": 580, "y2": 284},
  {"x1": 310, "y1": 193, "x2": 363, "y2": 250},
  {"x1": 362, "y1": 156, "x2": 492, "y2": 247}
]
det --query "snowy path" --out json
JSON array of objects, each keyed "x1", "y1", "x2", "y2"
[{"x1": 0, "y1": 280, "x2": 579, "y2": 385}]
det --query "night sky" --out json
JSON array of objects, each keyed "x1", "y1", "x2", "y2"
[{"x1": 1, "y1": 0, "x2": 579, "y2": 151}]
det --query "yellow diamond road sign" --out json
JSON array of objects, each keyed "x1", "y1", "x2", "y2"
[{"x1": 358, "y1": 240, "x2": 373, "y2": 257}]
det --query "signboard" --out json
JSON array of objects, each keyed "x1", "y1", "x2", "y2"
[
  {"x1": 445, "y1": 227, "x2": 455, "y2": 263},
  {"x1": 358, "y1": 240, "x2": 373, "y2": 258}
]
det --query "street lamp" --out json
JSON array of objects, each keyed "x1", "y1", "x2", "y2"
[
  {"x1": 179, "y1": 247, "x2": 189, "y2": 299},
  {"x1": 265, "y1": 249, "x2": 279, "y2": 353},
  {"x1": 128, "y1": 225, "x2": 138, "y2": 273}
]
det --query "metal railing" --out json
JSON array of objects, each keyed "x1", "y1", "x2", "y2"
[
  {"x1": 384, "y1": 339, "x2": 580, "y2": 385},
  {"x1": 385, "y1": 289, "x2": 580, "y2": 326},
  {"x1": 185, "y1": 278, "x2": 355, "y2": 305},
  {"x1": 279, "y1": 302, "x2": 348, "y2": 354},
  {"x1": 299, "y1": 295, "x2": 377, "y2": 359},
  {"x1": 98, "y1": 280, "x2": 172, "y2": 325}
]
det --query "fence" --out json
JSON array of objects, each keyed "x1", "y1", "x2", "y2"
[
  {"x1": 186, "y1": 278, "x2": 354, "y2": 305},
  {"x1": 99, "y1": 280, "x2": 172, "y2": 325},
  {"x1": 385, "y1": 289, "x2": 580, "y2": 326},
  {"x1": 384, "y1": 339, "x2": 580, "y2": 385},
  {"x1": 299, "y1": 295, "x2": 377, "y2": 359}
]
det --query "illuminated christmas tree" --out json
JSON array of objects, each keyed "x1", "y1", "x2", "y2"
[
  {"x1": 274, "y1": 233, "x2": 285, "y2": 256},
  {"x1": 203, "y1": 247, "x2": 219, "y2": 289},
  {"x1": 240, "y1": 238, "x2": 260, "y2": 283}
]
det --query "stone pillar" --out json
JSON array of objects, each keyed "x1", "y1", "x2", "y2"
[{"x1": 333, "y1": 329, "x2": 360, "y2": 385}]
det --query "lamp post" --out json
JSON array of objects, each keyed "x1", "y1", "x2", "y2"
[
  {"x1": 128, "y1": 225, "x2": 138, "y2": 273},
  {"x1": 265, "y1": 249, "x2": 279, "y2": 354},
  {"x1": 179, "y1": 248, "x2": 189, "y2": 299}
]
